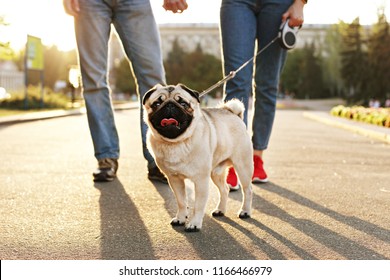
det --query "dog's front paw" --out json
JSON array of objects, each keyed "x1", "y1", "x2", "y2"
[
  {"x1": 212, "y1": 209, "x2": 225, "y2": 217},
  {"x1": 170, "y1": 217, "x2": 186, "y2": 227},
  {"x1": 238, "y1": 210, "x2": 251, "y2": 219},
  {"x1": 185, "y1": 224, "x2": 200, "y2": 232},
  {"x1": 185, "y1": 218, "x2": 202, "y2": 232}
]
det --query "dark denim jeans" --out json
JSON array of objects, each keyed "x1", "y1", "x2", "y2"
[
  {"x1": 75, "y1": 0, "x2": 165, "y2": 168},
  {"x1": 221, "y1": 0, "x2": 292, "y2": 150}
]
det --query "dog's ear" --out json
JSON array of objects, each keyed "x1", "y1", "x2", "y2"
[
  {"x1": 143, "y1": 84, "x2": 162, "y2": 105},
  {"x1": 178, "y1": 83, "x2": 200, "y2": 103}
]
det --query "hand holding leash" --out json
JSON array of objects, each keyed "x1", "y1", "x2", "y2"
[{"x1": 279, "y1": 19, "x2": 301, "y2": 50}]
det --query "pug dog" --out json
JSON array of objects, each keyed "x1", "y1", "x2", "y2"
[{"x1": 142, "y1": 84, "x2": 253, "y2": 232}]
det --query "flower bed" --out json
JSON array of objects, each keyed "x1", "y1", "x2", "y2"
[{"x1": 330, "y1": 105, "x2": 390, "y2": 128}]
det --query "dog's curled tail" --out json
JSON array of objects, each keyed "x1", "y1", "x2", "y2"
[{"x1": 222, "y1": 99, "x2": 245, "y2": 119}]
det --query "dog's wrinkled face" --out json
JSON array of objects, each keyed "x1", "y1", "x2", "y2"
[{"x1": 143, "y1": 84, "x2": 200, "y2": 140}]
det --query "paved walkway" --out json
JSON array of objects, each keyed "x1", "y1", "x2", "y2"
[{"x1": 1, "y1": 98, "x2": 389, "y2": 260}]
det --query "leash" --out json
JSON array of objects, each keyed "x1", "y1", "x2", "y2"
[
  {"x1": 199, "y1": 19, "x2": 300, "y2": 98},
  {"x1": 199, "y1": 36, "x2": 279, "y2": 98}
]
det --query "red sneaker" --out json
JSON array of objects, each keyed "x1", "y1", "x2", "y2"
[
  {"x1": 252, "y1": 155, "x2": 269, "y2": 183},
  {"x1": 226, "y1": 167, "x2": 240, "y2": 191}
]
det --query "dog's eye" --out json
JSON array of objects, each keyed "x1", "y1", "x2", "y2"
[
  {"x1": 151, "y1": 101, "x2": 161, "y2": 109},
  {"x1": 180, "y1": 101, "x2": 189, "y2": 108},
  {"x1": 151, "y1": 97, "x2": 164, "y2": 109},
  {"x1": 177, "y1": 97, "x2": 189, "y2": 108}
]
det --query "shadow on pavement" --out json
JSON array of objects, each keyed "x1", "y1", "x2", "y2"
[
  {"x1": 149, "y1": 180, "x2": 176, "y2": 216},
  {"x1": 263, "y1": 183, "x2": 390, "y2": 245},
  {"x1": 213, "y1": 216, "x2": 291, "y2": 259},
  {"x1": 127, "y1": 179, "x2": 389, "y2": 260},
  {"x1": 179, "y1": 216, "x2": 257, "y2": 260},
  {"x1": 95, "y1": 179, "x2": 155, "y2": 259},
  {"x1": 249, "y1": 182, "x2": 388, "y2": 259},
  {"x1": 151, "y1": 181, "x2": 257, "y2": 259},
  {"x1": 234, "y1": 217, "x2": 318, "y2": 259}
]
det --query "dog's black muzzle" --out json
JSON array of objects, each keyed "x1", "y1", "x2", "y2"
[{"x1": 149, "y1": 101, "x2": 193, "y2": 139}]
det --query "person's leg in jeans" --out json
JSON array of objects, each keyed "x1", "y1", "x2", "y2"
[
  {"x1": 252, "y1": 0, "x2": 291, "y2": 182},
  {"x1": 113, "y1": 0, "x2": 167, "y2": 181},
  {"x1": 221, "y1": 0, "x2": 257, "y2": 125},
  {"x1": 75, "y1": 0, "x2": 119, "y2": 181},
  {"x1": 220, "y1": 0, "x2": 257, "y2": 190}
]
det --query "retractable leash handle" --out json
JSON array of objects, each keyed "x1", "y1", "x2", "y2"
[{"x1": 278, "y1": 19, "x2": 301, "y2": 50}]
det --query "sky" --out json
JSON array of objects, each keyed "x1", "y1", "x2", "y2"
[{"x1": 0, "y1": 0, "x2": 389, "y2": 51}]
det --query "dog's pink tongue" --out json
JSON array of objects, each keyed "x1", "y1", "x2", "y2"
[{"x1": 161, "y1": 118, "x2": 179, "y2": 127}]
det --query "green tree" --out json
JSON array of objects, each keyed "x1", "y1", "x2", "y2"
[
  {"x1": 320, "y1": 23, "x2": 344, "y2": 97},
  {"x1": 301, "y1": 42, "x2": 324, "y2": 98},
  {"x1": 0, "y1": 16, "x2": 14, "y2": 60},
  {"x1": 340, "y1": 18, "x2": 368, "y2": 103},
  {"x1": 112, "y1": 58, "x2": 136, "y2": 94},
  {"x1": 180, "y1": 44, "x2": 222, "y2": 91},
  {"x1": 367, "y1": 8, "x2": 390, "y2": 102},
  {"x1": 164, "y1": 41, "x2": 222, "y2": 95},
  {"x1": 280, "y1": 48, "x2": 303, "y2": 97},
  {"x1": 164, "y1": 38, "x2": 187, "y2": 84},
  {"x1": 44, "y1": 46, "x2": 75, "y2": 88},
  {"x1": 281, "y1": 42, "x2": 324, "y2": 99}
]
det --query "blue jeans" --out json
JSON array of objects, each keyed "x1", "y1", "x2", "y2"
[
  {"x1": 221, "y1": 0, "x2": 292, "y2": 151},
  {"x1": 74, "y1": 0, "x2": 165, "y2": 168}
]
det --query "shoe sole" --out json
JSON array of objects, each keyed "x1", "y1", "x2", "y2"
[
  {"x1": 228, "y1": 184, "x2": 240, "y2": 191},
  {"x1": 252, "y1": 177, "x2": 269, "y2": 183},
  {"x1": 148, "y1": 175, "x2": 168, "y2": 184},
  {"x1": 93, "y1": 173, "x2": 116, "y2": 182},
  {"x1": 93, "y1": 177, "x2": 115, "y2": 182}
]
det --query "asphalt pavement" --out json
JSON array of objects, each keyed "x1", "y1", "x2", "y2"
[{"x1": 0, "y1": 99, "x2": 389, "y2": 260}]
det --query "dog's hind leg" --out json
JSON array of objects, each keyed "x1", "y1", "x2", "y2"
[
  {"x1": 211, "y1": 169, "x2": 229, "y2": 217},
  {"x1": 235, "y1": 164, "x2": 253, "y2": 219},
  {"x1": 168, "y1": 176, "x2": 188, "y2": 226}
]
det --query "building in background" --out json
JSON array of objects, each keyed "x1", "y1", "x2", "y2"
[
  {"x1": 108, "y1": 23, "x2": 329, "y2": 71},
  {"x1": 0, "y1": 60, "x2": 24, "y2": 92}
]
